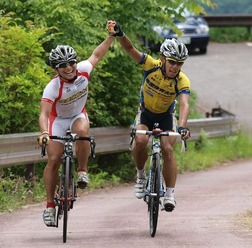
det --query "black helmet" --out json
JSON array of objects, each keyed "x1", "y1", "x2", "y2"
[
  {"x1": 48, "y1": 45, "x2": 77, "y2": 68},
  {"x1": 160, "y1": 38, "x2": 188, "y2": 61}
]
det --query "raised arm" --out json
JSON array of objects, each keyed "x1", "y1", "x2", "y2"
[
  {"x1": 88, "y1": 35, "x2": 115, "y2": 68},
  {"x1": 106, "y1": 20, "x2": 142, "y2": 62}
]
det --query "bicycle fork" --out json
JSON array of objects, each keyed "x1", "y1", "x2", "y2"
[{"x1": 144, "y1": 156, "x2": 166, "y2": 209}]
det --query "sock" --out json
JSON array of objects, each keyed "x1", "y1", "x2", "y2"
[
  {"x1": 46, "y1": 201, "x2": 55, "y2": 208},
  {"x1": 77, "y1": 167, "x2": 87, "y2": 173},
  {"x1": 165, "y1": 187, "x2": 175, "y2": 198},
  {"x1": 136, "y1": 168, "x2": 145, "y2": 179}
]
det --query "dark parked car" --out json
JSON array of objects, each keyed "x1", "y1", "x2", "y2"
[{"x1": 148, "y1": 15, "x2": 210, "y2": 54}]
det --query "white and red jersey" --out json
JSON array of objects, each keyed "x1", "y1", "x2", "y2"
[{"x1": 42, "y1": 60, "x2": 93, "y2": 118}]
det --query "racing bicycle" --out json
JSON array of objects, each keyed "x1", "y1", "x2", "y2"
[
  {"x1": 129, "y1": 123, "x2": 186, "y2": 237},
  {"x1": 40, "y1": 130, "x2": 96, "y2": 243}
]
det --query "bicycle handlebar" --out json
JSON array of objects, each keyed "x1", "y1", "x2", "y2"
[
  {"x1": 134, "y1": 129, "x2": 181, "y2": 137},
  {"x1": 40, "y1": 134, "x2": 96, "y2": 158},
  {"x1": 129, "y1": 128, "x2": 187, "y2": 153}
]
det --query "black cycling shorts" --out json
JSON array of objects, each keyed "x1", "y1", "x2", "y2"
[{"x1": 139, "y1": 107, "x2": 174, "y2": 131}]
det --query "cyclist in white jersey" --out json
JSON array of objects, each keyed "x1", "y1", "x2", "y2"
[{"x1": 38, "y1": 35, "x2": 115, "y2": 226}]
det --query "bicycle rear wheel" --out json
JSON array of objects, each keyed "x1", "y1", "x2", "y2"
[
  {"x1": 149, "y1": 153, "x2": 161, "y2": 237},
  {"x1": 63, "y1": 156, "x2": 70, "y2": 243}
]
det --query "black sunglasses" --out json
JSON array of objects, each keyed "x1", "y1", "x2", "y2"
[
  {"x1": 56, "y1": 60, "x2": 77, "y2": 68},
  {"x1": 166, "y1": 58, "x2": 184, "y2": 66}
]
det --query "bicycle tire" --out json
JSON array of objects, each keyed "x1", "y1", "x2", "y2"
[
  {"x1": 149, "y1": 153, "x2": 161, "y2": 237},
  {"x1": 63, "y1": 156, "x2": 70, "y2": 243},
  {"x1": 69, "y1": 159, "x2": 76, "y2": 209}
]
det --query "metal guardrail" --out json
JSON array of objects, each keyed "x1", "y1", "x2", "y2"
[
  {"x1": 204, "y1": 14, "x2": 252, "y2": 27},
  {"x1": 0, "y1": 116, "x2": 239, "y2": 169}
]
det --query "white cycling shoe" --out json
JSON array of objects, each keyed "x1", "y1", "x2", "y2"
[
  {"x1": 43, "y1": 207, "x2": 56, "y2": 227},
  {"x1": 77, "y1": 171, "x2": 89, "y2": 189},
  {"x1": 134, "y1": 177, "x2": 147, "y2": 199},
  {"x1": 163, "y1": 196, "x2": 176, "y2": 212}
]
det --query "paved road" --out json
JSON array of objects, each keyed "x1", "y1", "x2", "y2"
[
  {"x1": 1, "y1": 42, "x2": 252, "y2": 247},
  {"x1": 1, "y1": 159, "x2": 252, "y2": 247},
  {"x1": 183, "y1": 42, "x2": 252, "y2": 133}
]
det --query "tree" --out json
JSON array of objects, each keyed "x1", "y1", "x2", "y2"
[
  {"x1": 0, "y1": 0, "x2": 214, "y2": 133},
  {"x1": 0, "y1": 12, "x2": 51, "y2": 133}
]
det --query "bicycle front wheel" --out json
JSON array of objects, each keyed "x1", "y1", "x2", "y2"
[
  {"x1": 63, "y1": 156, "x2": 70, "y2": 243},
  {"x1": 149, "y1": 153, "x2": 161, "y2": 237}
]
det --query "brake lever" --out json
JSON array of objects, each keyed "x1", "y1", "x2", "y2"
[
  {"x1": 129, "y1": 128, "x2": 136, "y2": 151},
  {"x1": 41, "y1": 136, "x2": 48, "y2": 157}
]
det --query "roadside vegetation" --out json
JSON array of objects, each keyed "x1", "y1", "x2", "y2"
[{"x1": 210, "y1": 27, "x2": 252, "y2": 43}]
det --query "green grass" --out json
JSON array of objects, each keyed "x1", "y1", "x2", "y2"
[
  {"x1": 0, "y1": 174, "x2": 45, "y2": 212},
  {"x1": 209, "y1": 27, "x2": 252, "y2": 42},
  {"x1": 176, "y1": 131, "x2": 252, "y2": 173}
]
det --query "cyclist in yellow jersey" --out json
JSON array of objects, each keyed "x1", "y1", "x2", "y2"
[{"x1": 107, "y1": 20, "x2": 191, "y2": 212}]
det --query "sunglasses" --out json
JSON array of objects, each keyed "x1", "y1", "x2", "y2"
[
  {"x1": 55, "y1": 60, "x2": 77, "y2": 68},
  {"x1": 166, "y1": 58, "x2": 184, "y2": 66}
]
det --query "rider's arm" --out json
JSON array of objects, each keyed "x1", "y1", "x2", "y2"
[
  {"x1": 178, "y1": 93, "x2": 190, "y2": 128},
  {"x1": 106, "y1": 20, "x2": 142, "y2": 62},
  {"x1": 39, "y1": 100, "x2": 52, "y2": 133},
  {"x1": 117, "y1": 35, "x2": 142, "y2": 62},
  {"x1": 88, "y1": 36, "x2": 115, "y2": 68}
]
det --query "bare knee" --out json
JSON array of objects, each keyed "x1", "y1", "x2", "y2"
[
  {"x1": 48, "y1": 154, "x2": 61, "y2": 165},
  {"x1": 162, "y1": 144, "x2": 174, "y2": 159},
  {"x1": 135, "y1": 135, "x2": 148, "y2": 150},
  {"x1": 72, "y1": 118, "x2": 89, "y2": 136}
]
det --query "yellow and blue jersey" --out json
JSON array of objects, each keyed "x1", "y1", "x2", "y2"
[{"x1": 138, "y1": 54, "x2": 190, "y2": 114}]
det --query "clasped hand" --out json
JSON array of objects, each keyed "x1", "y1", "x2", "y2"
[{"x1": 106, "y1": 20, "x2": 124, "y2": 37}]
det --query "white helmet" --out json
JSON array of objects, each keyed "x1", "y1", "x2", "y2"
[
  {"x1": 48, "y1": 45, "x2": 77, "y2": 68},
  {"x1": 160, "y1": 38, "x2": 188, "y2": 61}
]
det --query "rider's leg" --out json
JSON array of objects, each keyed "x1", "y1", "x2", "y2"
[
  {"x1": 161, "y1": 136, "x2": 178, "y2": 211},
  {"x1": 133, "y1": 124, "x2": 149, "y2": 199},
  {"x1": 71, "y1": 116, "x2": 90, "y2": 189},
  {"x1": 71, "y1": 117, "x2": 90, "y2": 171},
  {"x1": 43, "y1": 141, "x2": 63, "y2": 205},
  {"x1": 133, "y1": 124, "x2": 149, "y2": 172},
  {"x1": 161, "y1": 136, "x2": 177, "y2": 194}
]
